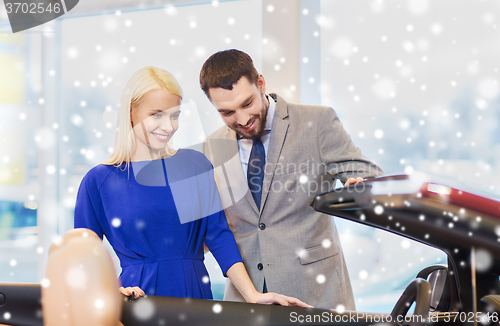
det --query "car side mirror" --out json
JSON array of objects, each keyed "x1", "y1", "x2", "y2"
[{"x1": 416, "y1": 265, "x2": 449, "y2": 312}]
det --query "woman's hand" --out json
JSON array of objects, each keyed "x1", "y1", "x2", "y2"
[
  {"x1": 248, "y1": 292, "x2": 313, "y2": 308},
  {"x1": 119, "y1": 286, "x2": 145, "y2": 299},
  {"x1": 226, "y1": 263, "x2": 314, "y2": 308}
]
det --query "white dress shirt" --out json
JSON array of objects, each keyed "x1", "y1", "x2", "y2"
[{"x1": 238, "y1": 95, "x2": 276, "y2": 179}]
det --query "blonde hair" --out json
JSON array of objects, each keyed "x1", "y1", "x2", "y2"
[{"x1": 102, "y1": 67, "x2": 183, "y2": 168}]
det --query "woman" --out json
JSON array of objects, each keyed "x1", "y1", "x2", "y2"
[{"x1": 74, "y1": 66, "x2": 310, "y2": 307}]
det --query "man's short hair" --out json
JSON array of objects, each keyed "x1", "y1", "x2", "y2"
[{"x1": 200, "y1": 49, "x2": 259, "y2": 99}]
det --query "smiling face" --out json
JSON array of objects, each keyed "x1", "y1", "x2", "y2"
[
  {"x1": 208, "y1": 75, "x2": 269, "y2": 140},
  {"x1": 130, "y1": 88, "x2": 181, "y2": 161}
]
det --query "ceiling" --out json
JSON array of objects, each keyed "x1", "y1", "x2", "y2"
[{"x1": 0, "y1": 0, "x2": 234, "y2": 25}]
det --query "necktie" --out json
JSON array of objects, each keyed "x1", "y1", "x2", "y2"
[{"x1": 247, "y1": 138, "x2": 266, "y2": 209}]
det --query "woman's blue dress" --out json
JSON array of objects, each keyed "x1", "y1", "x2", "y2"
[{"x1": 74, "y1": 149, "x2": 243, "y2": 299}]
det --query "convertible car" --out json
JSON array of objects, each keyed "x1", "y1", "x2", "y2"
[{"x1": 0, "y1": 174, "x2": 499, "y2": 326}]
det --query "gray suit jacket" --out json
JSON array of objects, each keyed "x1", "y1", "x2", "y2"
[{"x1": 203, "y1": 94, "x2": 383, "y2": 309}]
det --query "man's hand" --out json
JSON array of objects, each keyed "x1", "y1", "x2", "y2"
[
  {"x1": 250, "y1": 292, "x2": 313, "y2": 308},
  {"x1": 344, "y1": 177, "x2": 365, "y2": 187},
  {"x1": 119, "y1": 286, "x2": 145, "y2": 299}
]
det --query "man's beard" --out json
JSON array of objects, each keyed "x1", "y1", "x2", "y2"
[{"x1": 231, "y1": 96, "x2": 269, "y2": 140}]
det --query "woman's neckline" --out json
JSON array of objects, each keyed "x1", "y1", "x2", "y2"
[{"x1": 128, "y1": 149, "x2": 181, "y2": 163}]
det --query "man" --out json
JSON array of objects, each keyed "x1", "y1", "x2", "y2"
[{"x1": 200, "y1": 49, "x2": 383, "y2": 309}]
